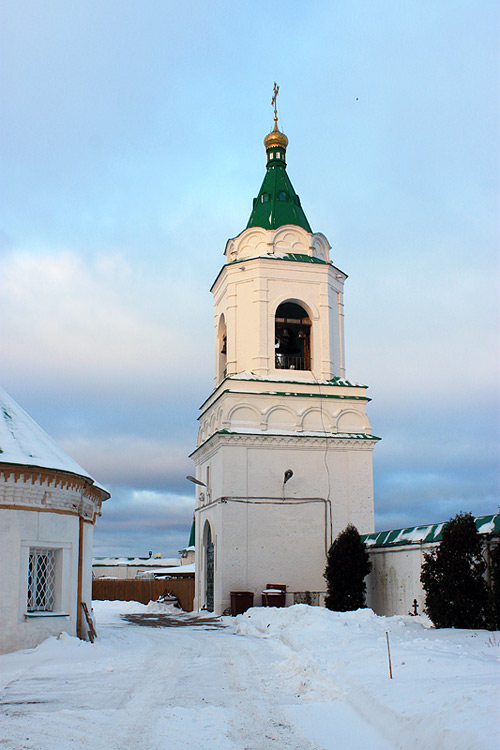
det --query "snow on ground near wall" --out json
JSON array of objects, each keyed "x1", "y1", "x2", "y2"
[
  {"x1": 0, "y1": 601, "x2": 498, "y2": 750},
  {"x1": 234, "y1": 605, "x2": 500, "y2": 750}
]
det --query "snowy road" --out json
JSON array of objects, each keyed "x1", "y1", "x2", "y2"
[
  {"x1": 0, "y1": 602, "x2": 498, "y2": 750},
  {"x1": 0, "y1": 603, "x2": 393, "y2": 750}
]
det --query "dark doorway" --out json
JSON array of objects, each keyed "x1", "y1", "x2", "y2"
[{"x1": 206, "y1": 524, "x2": 214, "y2": 612}]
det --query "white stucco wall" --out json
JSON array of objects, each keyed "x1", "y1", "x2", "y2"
[
  {"x1": 192, "y1": 435, "x2": 376, "y2": 614},
  {"x1": 194, "y1": 498, "x2": 328, "y2": 614},
  {"x1": 0, "y1": 467, "x2": 105, "y2": 654},
  {"x1": 365, "y1": 545, "x2": 428, "y2": 617}
]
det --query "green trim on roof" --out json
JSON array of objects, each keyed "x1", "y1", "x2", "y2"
[
  {"x1": 228, "y1": 375, "x2": 367, "y2": 388},
  {"x1": 199, "y1": 388, "x2": 370, "y2": 419},
  {"x1": 228, "y1": 253, "x2": 329, "y2": 266},
  {"x1": 361, "y1": 514, "x2": 500, "y2": 549},
  {"x1": 198, "y1": 375, "x2": 368, "y2": 411},
  {"x1": 218, "y1": 429, "x2": 379, "y2": 440},
  {"x1": 246, "y1": 149, "x2": 312, "y2": 232}
]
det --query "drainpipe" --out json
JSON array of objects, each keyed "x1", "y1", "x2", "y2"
[{"x1": 77, "y1": 515, "x2": 84, "y2": 640}]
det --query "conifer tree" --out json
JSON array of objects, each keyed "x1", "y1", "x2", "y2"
[
  {"x1": 420, "y1": 512, "x2": 488, "y2": 629},
  {"x1": 324, "y1": 524, "x2": 371, "y2": 611},
  {"x1": 488, "y1": 542, "x2": 500, "y2": 630}
]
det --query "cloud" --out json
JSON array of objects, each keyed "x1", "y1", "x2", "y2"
[
  {"x1": 61, "y1": 434, "x2": 194, "y2": 491},
  {"x1": 93, "y1": 488, "x2": 195, "y2": 557},
  {"x1": 0, "y1": 249, "x2": 212, "y2": 398}
]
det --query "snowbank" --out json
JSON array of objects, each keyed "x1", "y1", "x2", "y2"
[{"x1": 233, "y1": 605, "x2": 500, "y2": 750}]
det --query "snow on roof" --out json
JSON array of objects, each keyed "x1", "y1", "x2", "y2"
[
  {"x1": 362, "y1": 513, "x2": 500, "y2": 548},
  {"x1": 0, "y1": 386, "x2": 107, "y2": 493},
  {"x1": 143, "y1": 563, "x2": 195, "y2": 575},
  {"x1": 93, "y1": 557, "x2": 181, "y2": 567},
  {"x1": 219, "y1": 428, "x2": 379, "y2": 440},
  {"x1": 229, "y1": 371, "x2": 366, "y2": 388}
]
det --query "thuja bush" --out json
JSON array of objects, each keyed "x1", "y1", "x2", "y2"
[
  {"x1": 324, "y1": 524, "x2": 372, "y2": 611},
  {"x1": 420, "y1": 512, "x2": 488, "y2": 629},
  {"x1": 488, "y1": 542, "x2": 500, "y2": 630}
]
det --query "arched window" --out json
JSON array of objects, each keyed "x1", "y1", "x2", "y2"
[
  {"x1": 218, "y1": 314, "x2": 227, "y2": 382},
  {"x1": 275, "y1": 302, "x2": 311, "y2": 371}
]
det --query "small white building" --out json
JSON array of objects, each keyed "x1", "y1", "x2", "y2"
[
  {"x1": 191, "y1": 112, "x2": 379, "y2": 614},
  {"x1": 92, "y1": 556, "x2": 182, "y2": 579},
  {"x1": 0, "y1": 386, "x2": 110, "y2": 654}
]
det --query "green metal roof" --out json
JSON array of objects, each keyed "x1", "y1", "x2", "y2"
[
  {"x1": 228, "y1": 253, "x2": 329, "y2": 266},
  {"x1": 361, "y1": 513, "x2": 500, "y2": 548},
  {"x1": 246, "y1": 142, "x2": 312, "y2": 232},
  {"x1": 188, "y1": 519, "x2": 195, "y2": 547}
]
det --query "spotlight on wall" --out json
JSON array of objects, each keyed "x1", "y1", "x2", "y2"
[
  {"x1": 186, "y1": 475, "x2": 207, "y2": 487},
  {"x1": 283, "y1": 469, "x2": 294, "y2": 484}
]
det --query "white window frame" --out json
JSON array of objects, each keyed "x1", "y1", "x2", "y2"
[
  {"x1": 27, "y1": 548, "x2": 57, "y2": 612},
  {"x1": 20, "y1": 541, "x2": 72, "y2": 619}
]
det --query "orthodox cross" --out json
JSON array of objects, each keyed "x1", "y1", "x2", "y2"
[{"x1": 271, "y1": 82, "x2": 279, "y2": 129}]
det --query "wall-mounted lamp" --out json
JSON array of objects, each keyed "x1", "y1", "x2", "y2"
[
  {"x1": 283, "y1": 469, "x2": 294, "y2": 484},
  {"x1": 186, "y1": 475, "x2": 206, "y2": 487}
]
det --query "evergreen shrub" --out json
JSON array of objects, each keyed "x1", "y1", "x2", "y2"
[
  {"x1": 324, "y1": 524, "x2": 371, "y2": 611},
  {"x1": 420, "y1": 512, "x2": 488, "y2": 629},
  {"x1": 488, "y1": 542, "x2": 500, "y2": 630}
]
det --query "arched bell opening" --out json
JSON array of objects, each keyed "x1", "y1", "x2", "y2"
[
  {"x1": 275, "y1": 302, "x2": 311, "y2": 371},
  {"x1": 217, "y1": 314, "x2": 227, "y2": 383}
]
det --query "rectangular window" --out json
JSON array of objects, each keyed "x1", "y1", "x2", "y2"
[{"x1": 27, "y1": 548, "x2": 56, "y2": 612}]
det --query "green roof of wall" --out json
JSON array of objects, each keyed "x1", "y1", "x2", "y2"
[{"x1": 361, "y1": 513, "x2": 500, "y2": 548}]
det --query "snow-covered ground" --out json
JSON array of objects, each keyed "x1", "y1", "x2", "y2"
[{"x1": 0, "y1": 602, "x2": 498, "y2": 750}]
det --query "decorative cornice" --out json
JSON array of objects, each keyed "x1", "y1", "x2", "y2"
[
  {"x1": 0, "y1": 463, "x2": 106, "y2": 521},
  {"x1": 191, "y1": 429, "x2": 380, "y2": 459},
  {"x1": 0, "y1": 463, "x2": 109, "y2": 502}
]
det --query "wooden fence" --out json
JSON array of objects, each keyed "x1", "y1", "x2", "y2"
[{"x1": 92, "y1": 577, "x2": 195, "y2": 612}]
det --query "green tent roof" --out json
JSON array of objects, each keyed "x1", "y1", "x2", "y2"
[{"x1": 246, "y1": 133, "x2": 312, "y2": 233}]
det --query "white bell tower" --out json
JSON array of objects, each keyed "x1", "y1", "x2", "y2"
[{"x1": 192, "y1": 99, "x2": 379, "y2": 614}]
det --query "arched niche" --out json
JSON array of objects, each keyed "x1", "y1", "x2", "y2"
[
  {"x1": 336, "y1": 410, "x2": 367, "y2": 434},
  {"x1": 265, "y1": 405, "x2": 297, "y2": 431},
  {"x1": 275, "y1": 301, "x2": 312, "y2": 371},
  {"x1": 229, "y1": 404, "x2": 260, "y2": 430}
]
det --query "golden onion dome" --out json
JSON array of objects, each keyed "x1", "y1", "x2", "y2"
[{"x1": 264, "y1": 126, "x2": 289, "y2": 150}]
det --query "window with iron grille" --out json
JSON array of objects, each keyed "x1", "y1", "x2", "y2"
[{"x1": 27, "y1": 548, "x2": 56, "y2": 612}]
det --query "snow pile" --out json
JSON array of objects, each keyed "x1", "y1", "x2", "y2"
[{"x1": 233, "y1": 605, "x2": 500, "y2": 750}]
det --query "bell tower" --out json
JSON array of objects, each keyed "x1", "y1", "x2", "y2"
[{"x1": 191, "y1": 90, "x2": 379, "y2": 614}]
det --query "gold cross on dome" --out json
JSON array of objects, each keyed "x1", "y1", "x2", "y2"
[{"x1": 271, "y1": 82, "x2": 279, "y2": 129}]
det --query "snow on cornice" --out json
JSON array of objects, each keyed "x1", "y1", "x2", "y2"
[{"x1": 228, "y1": 371, "x2": 366, "y2": 388}]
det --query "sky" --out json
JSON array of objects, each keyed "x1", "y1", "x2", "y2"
[{"x1": 1, "y1": 0, "x2": 499, "y2": 557}]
